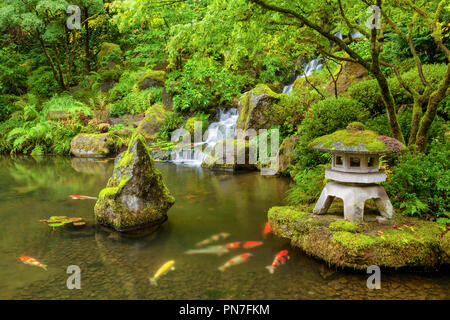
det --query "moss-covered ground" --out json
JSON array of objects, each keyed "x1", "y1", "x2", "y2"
[{"x1": 268, "y1": 203, "x2": 449, "y2": 270}]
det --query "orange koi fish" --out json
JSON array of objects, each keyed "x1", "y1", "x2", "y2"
[
  {"x1": 262, "y1": 222, "x2": 271, "y2": 238},
  {"x1": 242, "y1": 241, "x2": 263, "y2": 249},
  {"x1": 19, "y1": 256, "x2": 47, "y2": 271},
  {"x1": 218, "y1": 253, "x2": 252, "y2": 272},
  {"x1": 220, "y1": 242, "x2": 241, "y2": 249},
  {"x1": 70, "y1": 195, "x2": 98, "y2": 200},
  {"x1": 265, "y1": 250, "x2": 289, "y2": 274}
]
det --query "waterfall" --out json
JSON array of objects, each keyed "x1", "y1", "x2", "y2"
[
  {"x1": 282, "y1": 58, "x2": 324, "y2": 94},
  {"x1": 171, "y1": 108, "x2": 238, "y2": 166}
]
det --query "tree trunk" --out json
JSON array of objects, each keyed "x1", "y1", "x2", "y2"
[
  {"x1": 415, "y1": 64, "x2": 450, "y2": 152},
  {"x1": 83, "y1": 7, "x2": 91, "y2": 74}
]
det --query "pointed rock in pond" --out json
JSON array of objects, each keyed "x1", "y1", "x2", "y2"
[{"x1": 94, "y1": 134, "x2": 175, "y2": 232}]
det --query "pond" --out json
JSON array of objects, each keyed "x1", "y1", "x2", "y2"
[{"x1": 0, "y1": 156, "x2": 448, "y2": 300}]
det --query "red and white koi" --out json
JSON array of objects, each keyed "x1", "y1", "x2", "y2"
[
  {"x1": 70, "y1": 195, "x2": 97, "y2": 200},
  {"x1": 265, "y1": 250, "x2": 289, "y2": 274},
  {"x1": 219, "y1": 241, "x2": 263, "y2": 249},
  {"x1": 218, "y1": 253, "x2": 252, "y2": 272},
  {"x1": 19, "y1": 256, "x2": 47, "y2": 271}
]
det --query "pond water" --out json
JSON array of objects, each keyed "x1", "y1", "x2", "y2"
[{"x1": 0, "y1": 156, "x2": 448, "y2": 300}]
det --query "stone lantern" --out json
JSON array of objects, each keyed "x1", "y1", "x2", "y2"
[{"x1": 309, "y1": 122, "x2": 404, "y2": 222}]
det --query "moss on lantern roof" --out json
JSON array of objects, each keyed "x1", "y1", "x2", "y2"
[{"x1": 308, "y1": 122, "x2": 405, "y2": 154}]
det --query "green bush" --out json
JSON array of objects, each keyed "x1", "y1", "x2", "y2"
[
  {"x1": 27, "y1": 66, "x2": 59, "y2": 98},
  {"x1": 0, "y1": 45, "x2": 28, "y2": 95},
  {"x1": 384, "y1": 138, "x2": 449, "y2": 218},
  {"x1": 366, "y1": 109, "x2": 446, "y2": 147},
  {"x1": 157, "y1": 112, "x2": 184, "y2": 141},
  {"x1": 109, "y1": 87, "x2": 162, "y2": 117},
  {"x1": 294, "y1": 97, "x2": 369, "y2": 169},
  {"x1": 287, "y1": 165, "x2": 327, "y2": 205},
  {"x1": 347, "y1": 64, "x2": 449, "y2": 116},
  {"x1": 268, "y1": 84, "x2": 321, "y2": 138},
  {"x1": 167, "y1": 53, "x2": 250, "y2": 112}
]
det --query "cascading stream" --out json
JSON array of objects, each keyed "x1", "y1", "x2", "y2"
[
  {"x1": 282, "y1": 58, "x2": 324, "y2": 94},
  {"x1": 171, "y1": 108, "x2": 238, "y2": 166}
]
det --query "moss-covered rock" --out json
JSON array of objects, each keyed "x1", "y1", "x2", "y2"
[
  {"x1": 70, "y1": 133, "x2": 115, "y2": 158},
  {"x1": 94, "y1": 134, "x2": 175, "y2": 232},
  {"x1": 326, "y1": 61, "x2": 370, "y2": 96},
  {"x1": 236, "y1": 84, "x2": 281, "y2": 132},
  {"x1": 275, "y1": 135, "x2": 299, "y2": 175},
  {"x1": 137, "y1": 70, "x2": 166, "y2": 90},
  {"x1": 202, "y1": 139, "x2": 257, "y2": 171},
  {"x1": 268, "y1": 205, "x2": 449, "y2": 270},
  {"x1": 135, "y1": 104, "x2": 168, "y2": 144},
  {"x1": 97, "y1": 42, "x2": 122, "y2": 67},
  {"x1": 309, "y1": 122, "x2": 405, "y2": 154}
]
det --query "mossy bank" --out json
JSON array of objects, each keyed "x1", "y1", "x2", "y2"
[{"x1": 268, "y1": 205, "x2": 449, "y2": 270}]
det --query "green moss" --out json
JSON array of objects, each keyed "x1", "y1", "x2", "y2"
[
  {"x1": 329, "y1": 220, "x2": 359, "y2": 232},
  {"x1": 71, "y1": 133, "x2": 114, "y2": 157},
  {"x1": 268, "y1": 204, "x2": 449, "y2": 269},
  {"x1": 309, "y1": 127, "x2": 391, "y2": 152},
  {"x1": 138, "y1": 70, "x2": 166, "y2": 84},
  {"x1": 332, "y1": 231, "x2": 382, "y2": 254}
]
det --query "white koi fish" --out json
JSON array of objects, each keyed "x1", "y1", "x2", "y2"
[
  {"x1": 185, "y1": 246, "x2": 229, "y2": 256},
  {"x1": 196, "y1": 232, "x2": 230, "y2": 247}
]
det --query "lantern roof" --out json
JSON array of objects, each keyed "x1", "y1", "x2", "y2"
[{"x1": 308, "y1": 122, "x2": 405, "y2": 154}]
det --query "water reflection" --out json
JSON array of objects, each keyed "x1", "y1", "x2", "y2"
[{"x1": 0, "y1": 156, "x2": 448, "y2": 300}]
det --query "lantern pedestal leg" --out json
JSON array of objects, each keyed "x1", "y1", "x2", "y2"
[{"x1": 312, "y1": 182, "x2": 395, "y2": 222}]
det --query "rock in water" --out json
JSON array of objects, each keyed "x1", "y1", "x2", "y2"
[
  {"x1": 94, "y1": 134, "x2": 175, "y2": 232},
  {"x1": 71, "y1": 133, "x2": 114, "y2": 158}
]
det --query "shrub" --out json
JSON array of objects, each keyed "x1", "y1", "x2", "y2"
[
  {"x1": 109, "y1": 87, "x2": 162, "y2": 117},
  {"x1": 0, "y1": 45, "x2": 28, "y2": 95},
  {"x1": 268, "y1": 84, "x2": 321, "y2": 137},
  {"x1": 27, "y1": 66, "x2": 59, "y2": 98},
  {"x1": 294, "y1": 97, "x2": 369, "y2": 169},
  {"x1": 366, "y1": 109, "x2": 446, "y2": 148},
  {"x1": 384, "y1": 138, "x2": 449, "y2": 218},
  {"x1": 347, "y1": 64, "x2": 449, "y2": 116},
  {"x1": 157, "y1": 112, "x2": 184, "y2": 141},
  {"x1": 287, "y1": 165, "x2": 327, "y2": 205}
]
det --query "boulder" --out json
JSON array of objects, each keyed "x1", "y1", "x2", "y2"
[
  {"x1": 326, "y1": 61, "x2": 370, "y2": 96},
  {"x1": 236, "y1": 84, "x2": 281, "y2": 132},
  {"x1": 137, "y1": 70, "x2": 166, "y2": 90},
  {"x1": 268, "y1": 205, "x2": 449, "y2": 270},
  {"x1": 70, "y1": 133, "x2": 115, "y2": 158},
  {"x1": 202, "y1": 139, "x2": 257, "y2": 171},
  {"x1": 275, "y1": 134, "x2": 299, "y2": 175},
  {"x1": 136, "y1": 105, "x2": 168, "y2": 144},
  {"x1": 94, "y1": 134, "x2": 175, "y2": 232},
  {"x1": 97, "y1": 42, "x2": 123, "y2": 68},
  {"x1": 47, "y1": 110, "x2": 73, "y2": 121}
]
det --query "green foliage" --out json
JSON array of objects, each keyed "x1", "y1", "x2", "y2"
[
  {"x1": 294, "y1": 97, "x2": 369, "y2": 169},
  {"x1": 167, "y1": 53, "x2": 250, "y2": 112},
  {"x1": 27, "y1": 66, "x2": 59, "y2": 98},
  {"x1": 384, "y1": 139, "x2": 450, "y2": 218},
  {"x1": 0, "y1": 44, "x2": 28, "y2": 95},
  {"x1": 287, "y1": 165, "x2": 327, "y2": 205},
  {"x1": 347, "y1": 64, "x2": 449, "y2": 116},
  {"x1": 157, "y1": 112, "x2": 184, "y2": 141},
  {"x1": 109, "y1": 87, "x2": 162, "y2": 117}
]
